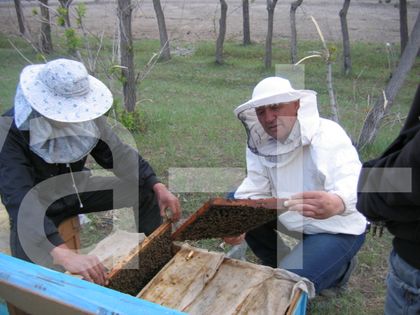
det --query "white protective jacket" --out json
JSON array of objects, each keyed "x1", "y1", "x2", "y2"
[{"x1": 234, "y1": 91, "x2": 367, "y2": 235}]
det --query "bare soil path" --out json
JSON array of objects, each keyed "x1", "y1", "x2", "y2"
[{"x1": 0, "y1": 0, "x2": 419, "y2": 45}]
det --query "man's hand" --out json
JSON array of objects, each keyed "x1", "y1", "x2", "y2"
[
  {"x1": 51, "y1": 244, "x2": 108, "y2": 285},
  {"x1": 283, "y1": 191, "x2": 345, "y2": 219},
  {"x1": 153, "y1": 183, "x2": 181, "y2": 222},
  {"x1": 223, "y1": 233, "x2": 246, "y2": 245}
]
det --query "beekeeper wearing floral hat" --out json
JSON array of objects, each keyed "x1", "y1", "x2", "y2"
[{"x1": 0, "y1": 58, "x2": 181, "y2": 285}]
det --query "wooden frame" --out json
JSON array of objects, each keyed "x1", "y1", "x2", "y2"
[{"x1": 172, "y1": 197, "x2": 286, "y2": 241}]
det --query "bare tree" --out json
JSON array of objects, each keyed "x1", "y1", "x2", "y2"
[
  {"x1": 242, "y1": 0, "x2": 251, "y2": 45},
  {"x1": 264, "y1": 0, "x2": 278, "y2": 69},
  {"x1": 216, "y1": 0, "x2": 228, "y2": 64},
  {"x1": 357, "y1": 12, "x2": 420, "y2": 150},
  {"x1": 13, "y1": 0, "x2": 26, "y2": 35},
  {"x1": 326, "y1": 57, "x2": 339, "y2": 122},
  {"x1": 340, "y1": 0, "x2": 351, "y2": 75},
  {"x1": 152, "y1": 0, "x2": 171, "y2": 61},
  {"x1": 39, "y1": 0, "x2": 53, "y2": 54},
  {"x1": 58, "y1": 0, "x2": 73, "y2": 28},
  {"x1": 295, "y1": 16, "x2": 339, "y2": 122},
  {"x1": 118, "y1": 0, "x2": 136, "y2": 112},
  {"x1": 399, "y1": 0, "x2": 408, "y2": 54},
  {"x1": 290, "y1": 0, "x2": 303, "y2": 64}
]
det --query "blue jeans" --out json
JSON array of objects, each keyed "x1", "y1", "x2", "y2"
[
  {"x1": 246, "y1": 220, "x2": 365, "y2": 293},
  {"x1": 385, "y1": 250, "x2": 420, "y2": 315}
]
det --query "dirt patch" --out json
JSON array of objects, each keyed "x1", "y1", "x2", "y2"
[
  {"x1": 0, "y1": 0, "x2": 418, "y2": 45},
  {"x1": 0, "y1": 207, "x2": 10, "y2": 255}
]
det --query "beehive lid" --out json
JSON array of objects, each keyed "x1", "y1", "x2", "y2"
[{"x1": 138, "y1": 244, "x2": 311, "y2": 315}]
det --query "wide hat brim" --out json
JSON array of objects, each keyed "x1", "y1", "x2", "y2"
[
  {"x1": 234, "y1": 89, "x2": 313, "y2": 117},
  {"x1": 19, "y1": 64, "x2": 113, "y2": 123}
]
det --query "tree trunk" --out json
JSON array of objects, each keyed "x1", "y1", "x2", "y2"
[
  {"x1": 290, "y1": 0, "x2": 303, "y2": 64},
  {"x1": 242, "y1": 0, "x2": 251, "y2": 45},
  {"x1": 39, "y1": 0, "x2": 53, "y2": 54},
  {"x1": 58, "y1": 0, "x2": 73, "y2": 28},
  {"x1": 265, "y1": 0, "x2": 278, "y2": 69},
  {"x1": 339, "y1": 0, "x2": 352, "y2": 75},
  {"x1": 118, "y1": 0, "x2": 136, "y2": 112},
  {"x1": 13, "y1": 0, "x2": 26, "y2": 35},
  {"x1": 215, "y1": 0, "x2": 227, "y2": 65},
  {"x1": 327, "y1": 62, "x2": 339, "y2": 122},
  {"x1": 399, "y1": 0, "x2": 408, "y2": 54},
  {"x1": 356, "y1": 12, "x2": 420, "y2": 150},
  {"x1": 152, "y1": 0, "x2": 171, "y2": 61}
]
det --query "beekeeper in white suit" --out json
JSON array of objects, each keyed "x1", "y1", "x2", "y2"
[{"x1": 224, "y1": 76, "x2": 367, "y2": 295}]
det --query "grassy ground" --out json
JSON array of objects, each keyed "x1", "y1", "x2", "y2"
[{"x1": 0, "y1": 34, "x2": 418, "y2": 314}]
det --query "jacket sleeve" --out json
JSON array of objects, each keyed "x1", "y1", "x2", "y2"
[
  {"x1": 312, "y1": 120, "x2": 362, "y2": 216},
  {"x1": 357, "y1": 127, "x2": 420, "y2": 222},
  {"x1": 90, "y1": 117, "x2": 160, "y2": 191},
  {"x1": 0, "y1": 117, "x2": 64, "y2": 255},
  {"x1": 234, "y1": 148, "x2": 272, "y2": 199}
]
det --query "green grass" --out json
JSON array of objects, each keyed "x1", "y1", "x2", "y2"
[{"x1": 0, "y1": 34, "x2": 418, "y2": 314}]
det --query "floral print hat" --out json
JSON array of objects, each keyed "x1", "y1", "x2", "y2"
[{"x1": 19, "y1": 58, "x2": 113, "y2": 123}]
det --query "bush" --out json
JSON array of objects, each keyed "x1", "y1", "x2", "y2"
[{"x1": 111, "y1": 100, "x2": 148, "y2": 133}]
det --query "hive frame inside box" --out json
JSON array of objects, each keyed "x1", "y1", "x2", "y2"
[
  {"x1": 172, "y1": 197, "x2": 286, "y2": 240},
  {"x1": 107, "y1": 198, "x2": 285, "y2": 294},
  {"x1": 107, "y1": 223, "x2": 173, "y2": 296},
  {"x1": 106, "y1": 198, "x2": 307, "y2": 314}
]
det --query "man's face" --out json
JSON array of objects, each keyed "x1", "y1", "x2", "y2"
[{"x1": 255, "y1": 100, "x2": 300, "y2": 141}]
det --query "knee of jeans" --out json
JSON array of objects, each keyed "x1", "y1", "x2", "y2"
[
  {"x1": 226, "y1": 191, "x2": 236, "y2": 200},
  {"x1": 285, "y1": 267, "x2": 322, "y2": 292}
]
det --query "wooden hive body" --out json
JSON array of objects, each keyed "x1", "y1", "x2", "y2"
[
  {"x1": 105, "y1": 198, "x2": 308, "y2": 314},
  {"x1": 107, "y1": 198, "x2": 286, "y2": 295}
]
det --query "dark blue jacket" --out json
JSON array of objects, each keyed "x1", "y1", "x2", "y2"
[
  {"x1": 357, "y1": 85, "x2": 420, "y2": 269},
  {"x1": 0, "y1": 108, "x2": 159, "y2": 250}
]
